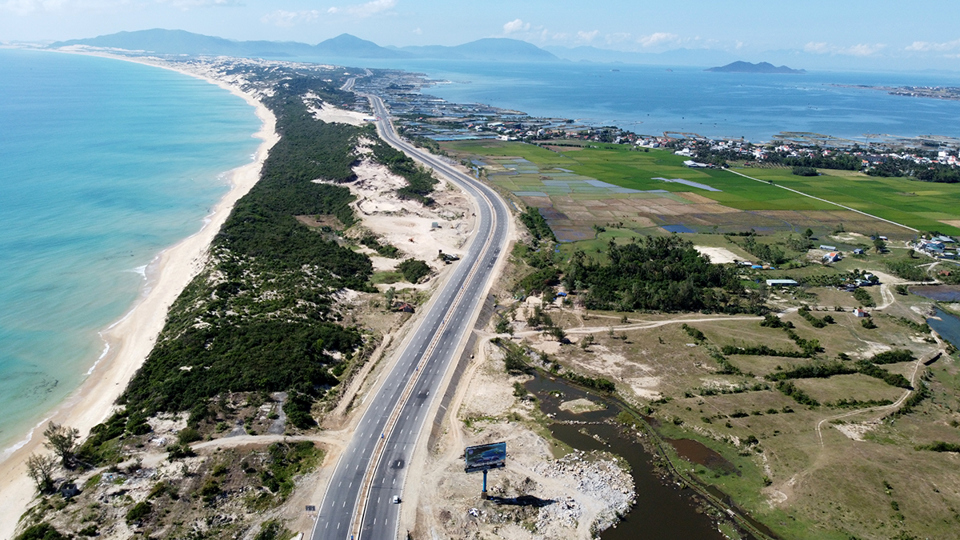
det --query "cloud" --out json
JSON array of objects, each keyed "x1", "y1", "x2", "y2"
[
  {"x1": 158, "y1": 0, "x2": 242, "y2": 8},
  {"x1": 906, "y1": 39, "x2": 960, "y2": 52},
  {"x1": 412, "y1": 27, "x2": 422, "y2": 35},
  {"x1": 0, "y1": 0, "x2": 131, "y2": 14},
  {"x1": 502, "y1": 18, "x2": 529, "y2": 34},
  {"x1": 576, "y1": 30, "x2": 599, "y2": 43},
  {"x1": 637, "y1": 32, "x2": 680, "y2": 48},
  {"x1": 840, "y1": 43, "x2": 885, "y2": 56},
  {"x1": 804, "y1": 41, "x2": 885, "y2": 56},
  {"x1": 804, "y1": 41, "x2": 830, "y2": 54},
  {"x1": 327, "y1": 0, "x2": 395, "y2": 18},
  {"x1": 262, "y1": 9, "x2": 320, "y2": 27}
]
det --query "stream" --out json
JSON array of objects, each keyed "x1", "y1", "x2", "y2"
[{"x1": 525, "y1": 372, "x2": 736, "y2": 539}]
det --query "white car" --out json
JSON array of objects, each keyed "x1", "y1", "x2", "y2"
[{"x1": 391, "y1": 495, "x2": 401, "y2": 504}]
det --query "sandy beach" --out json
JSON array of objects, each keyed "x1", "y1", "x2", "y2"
[{"x1": 0, "y1": 53, "x2": 279, "y2": 539}]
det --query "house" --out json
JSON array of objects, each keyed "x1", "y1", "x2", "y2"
[
  {"x1": 937, "y1": 235, "x2": 955, "y2": 243},
  {"x1": 766, "y1": 279, "x2": 799, "y2": 287},
  {"x1": 393, "y1": 302, "x2": 416, "y2": 313},
  {"x1": 683, "y1": 160, "x2": 710, "y2": 168},
  {"x1": 822, "y1": 252, "x2": 842, "y2": 263},
  {"x1": 853, "y1": 248, "x2": 865, "y2": 255},
  {"x1": 853, "y1": 308, "x2": 869, "y2": 318},
  {"x1": 819, "y1": 245, "x2": 837, "y2": 251}
]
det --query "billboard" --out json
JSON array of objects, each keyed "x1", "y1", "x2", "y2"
[{"x1": 464, "y1": 442, "x2": 506, "y2": 473}]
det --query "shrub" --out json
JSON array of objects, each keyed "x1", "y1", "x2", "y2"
[
  {"x1": 177, "y1": 427, "x2": 202, "y2": 445},
  {"x1": 397, "y1": 259, "x2": 431, "y2": 283},
  {"x1": 125, "y1": 501, "x2": 152, "y2": 524}
]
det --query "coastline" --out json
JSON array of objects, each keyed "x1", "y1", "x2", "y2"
[{"x1": 0, "y1": 51, "x2": 279, "y2": 539}]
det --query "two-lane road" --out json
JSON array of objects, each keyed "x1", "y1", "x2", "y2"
[{"x1": 312, "y1": 96, "x2": 510, "y2": 540}]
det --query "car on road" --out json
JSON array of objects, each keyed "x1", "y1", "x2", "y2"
[{"x1": 392, "y1": 495, "x2": 401, "y2": 504}]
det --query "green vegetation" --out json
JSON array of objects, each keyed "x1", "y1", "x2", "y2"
[
  {"x1": 566, "y1": 235, "x2": 751, "y2": 313},
  {"x1": 447, "y1": 140, "x2": 960, "y2": 235},
  {"x1": 14, "y1": 524, "x2": 68, "y2": 540},
  {"x1": 397, "y1": 259, "x2": 431, "y2": 283},
  {"x1": 915, "y1": 441, "x2": 960, "y2": 452},
  {"x1": 870, "y1": 349, "x2": 916, "y2": 365},
  {"x1": 767, "y1": 362, "x2": 857, "y2": 381},
  {"x1": 257, "y1": 442, "x2": 322, "y2": 499},
  {"x1": 885, "y1": 259, "x2": 931, "y2": 281},
  {"x1": 562, "y1": 372, "x2": 616, "y2": 393},
  {"x1": 857, "y1": 361, "x2": 912, "y2": 389},
  {"x1": 798, "y1": 306, "x2": 834, "y2": 328},
  {"x1": 791, "y1": 166, "x2": 819, "y2": 177},
  {"x1": 518, "y1": 205, "x2": 556, "y2": 243},
  {"x1": 735, "y1": 236, "x2": 788, "y2": 265},
  {"x1": 853, "y1": 287, "x2": 876, "y2": 307},
  {"x1": 125, "y1": 501, "x2": 152, "y2": 524},
  {"x1": 371, "y1": 140, "x2": 438, "y2": 205},
  {"x1": 776, "y1": 380, "x2": 820, "y2": 407}
]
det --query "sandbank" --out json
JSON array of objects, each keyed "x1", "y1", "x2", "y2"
[{"x1": 0, "y1": 51, "x2": 279, "y2": 539}]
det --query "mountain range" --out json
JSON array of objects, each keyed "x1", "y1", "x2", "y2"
[
  {"x1": 51, "y1": 29, "x2": 561, "y2": 63},
  {"x1": 51, "y1": 29, "x2": 816, "y2": 71}
]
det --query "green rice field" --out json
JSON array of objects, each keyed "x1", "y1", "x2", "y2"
[{"x1": 446, "y1": 140, "x2": 960, "y2": 236}]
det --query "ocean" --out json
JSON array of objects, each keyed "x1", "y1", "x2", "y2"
[
  {"x1": 0, "y1": 49, "x2": 261, "y2": 453},
  {"x1": 356, "y1": 59, "x2": 960, "y2": 142}
]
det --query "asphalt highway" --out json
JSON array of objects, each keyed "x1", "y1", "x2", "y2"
[{"x1": 312, "y1": 95, "x2": 510, "y2": 540}]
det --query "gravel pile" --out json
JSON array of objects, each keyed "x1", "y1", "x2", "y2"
[{"x1": 533, "y1": 451, "x2": 635, "y2": 533}]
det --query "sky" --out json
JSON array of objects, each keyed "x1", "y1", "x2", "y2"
[{"x1": 2, "y1": 0, "x2": 960, "y2": 71}]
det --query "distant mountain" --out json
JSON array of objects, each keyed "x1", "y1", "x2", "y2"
[
  {"x1": 51, "y1": 29, "x2": 317, "y2": 57},
  {"x1": 314, "y1": 33, "x2": 409, "y2": 59},
  {"x1": 544, "y1": 45, "x2": 737, "y2": 67},
  {"x1": 706, "y1": 61, "x2": 805, "y2": 74},
  {"x1": 50, "y1": 29, "x2": 558, "y2": 63}
]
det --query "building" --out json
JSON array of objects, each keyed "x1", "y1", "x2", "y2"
[
  {"x1": 819, "y1": 245, "x2": 838, "y2": 251},
  {"x1": 853, "y1": 308, "x2": 869, "y2": 318},
  {"x1": 822, "y1": 252, "x2": 842, "y2": 263},
  {"x1": 766, "y1": 279, "x2": 799, "y2": 287}
]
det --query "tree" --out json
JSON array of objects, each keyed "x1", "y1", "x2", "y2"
[
  {"x1": 803, "y1": 228, "x2": 814, "y2": 239},
  {"x1": 25, "y1": 454, "x2": 57, "y2": 493},
  {"x1": 873, "y1": 237, "x2": 887, "y2": 253},
  {"x1": 384, "y1": 286, "x2": 396, "y2": 308},
  {"x1": 43, "y1": 423, "x2": 79, "y2": 468}
]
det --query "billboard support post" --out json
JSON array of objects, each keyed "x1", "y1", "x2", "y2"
[{"x1": 464, "y1": 441, "x2": 506, "y2": 499}]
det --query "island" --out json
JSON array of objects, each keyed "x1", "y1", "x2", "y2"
[{"x1": 706, "y1": 61, "x2": 806, "y2": 74}]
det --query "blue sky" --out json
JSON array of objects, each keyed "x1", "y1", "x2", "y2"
[{"x1": 2, "y1": 0, "x2": 959, "y2": 70}]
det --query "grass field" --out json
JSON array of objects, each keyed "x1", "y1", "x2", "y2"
[{"x1": 443, "y1": 140, "x2": 960, "y2": 237}]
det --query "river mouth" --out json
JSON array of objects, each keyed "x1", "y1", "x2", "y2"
[{"x1": 524, "y1": 372, "x2": 729, "y2": 540}]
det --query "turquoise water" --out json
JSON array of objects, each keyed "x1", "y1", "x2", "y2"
[{"x1": 0, "y1": 49, "x2": 261, "y2": 452}]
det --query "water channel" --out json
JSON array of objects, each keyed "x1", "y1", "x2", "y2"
[{"x1": 524, "y1": 372, "x2": 752, "y2": 539}]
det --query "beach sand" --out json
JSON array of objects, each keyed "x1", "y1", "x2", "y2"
[{"x1": 0, "y1": 53, "x2": 279, "y2": 539}]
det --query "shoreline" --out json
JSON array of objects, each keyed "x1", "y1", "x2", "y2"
[{"x1": 0, "y1": 51, "x2": 279, "y2": 539}]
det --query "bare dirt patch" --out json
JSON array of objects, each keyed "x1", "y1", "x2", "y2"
[{"x1": 694, "y1": 246, "x2": 742, "y2": 264}]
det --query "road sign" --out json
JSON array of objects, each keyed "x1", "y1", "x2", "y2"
[{"x1": 464, "y1": 442, "x2": 506, "y2": 473}]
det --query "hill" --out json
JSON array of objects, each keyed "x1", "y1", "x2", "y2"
[
  {"x1": 706, "y1": 61, "x2": 805, "y2": 74},
  {"x1": 50, "y1": 29, "x2": 558, "y2": 62}
]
